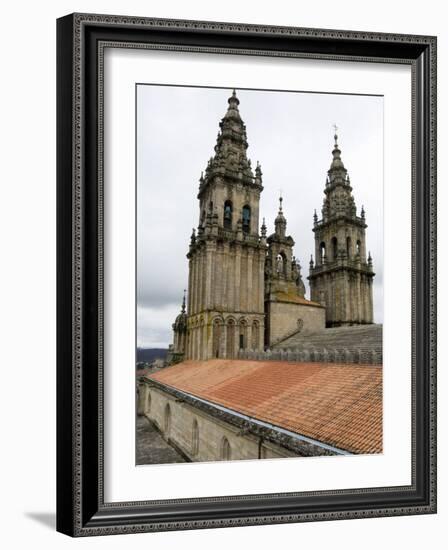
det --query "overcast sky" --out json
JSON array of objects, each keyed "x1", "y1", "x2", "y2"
[{"x1": 137, "y1": 85, "x2": 383, "y2": 348}]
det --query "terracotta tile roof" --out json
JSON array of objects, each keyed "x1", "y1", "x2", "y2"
[
  {"x1": 148, "y1": 360, "x2": 382, "y2": 454},
  {"x1": 273, "y1": 291, "x2": 323, "y2": 307}
]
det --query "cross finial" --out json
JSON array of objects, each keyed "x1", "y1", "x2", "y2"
[{"x1": 333, "y1": 124, "x2": 339, "y2": 146}]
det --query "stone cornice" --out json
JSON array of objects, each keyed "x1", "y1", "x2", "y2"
[{"x1": 142, "y1": 377, "x2": 342, "y2": 457}]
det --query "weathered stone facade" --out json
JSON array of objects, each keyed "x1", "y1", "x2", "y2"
[
  {"x1": 266, "y1": 298, "x2": 326, "y2": 346},
  {"x1": 182, "y1": 91, "x2": 267, "y2": 360},
  {"x1": 170, "y1": 93, "x2": 375, "y2": 360},
  {"x1": 263, "y1": 197, "x2": 325, "y2": 346},
  {"x1": 308, "y1": 131, "x2": 375, "y2": 326}
]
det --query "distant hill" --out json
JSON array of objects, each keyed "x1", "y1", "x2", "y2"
[{"x1": 137, "y1": 348, "x2": 168, "y2": 363}]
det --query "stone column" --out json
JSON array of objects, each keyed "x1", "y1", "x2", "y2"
[
  {"x1": 193, "y1": 255, "x2": 199, "y2": 315},
  {"x1": 233, "y1": 324, "x2": 239, "y2": 358},
  {"x1": 187, "y1": 259, "x2": 193, "y2": 314},
  {"x1": 356, "y1": 273, "x2": 362, "y2": 323},
  {"x1": 215, "y1": 245, "x2": 222, "y2": 310},
  {"x1": 246, "y1": 323, "x2": 252, "y2": 351},
  {"x1": 199, "y1": 321, "x2": 204, "y2": 360},
  {"x1": 196, "y1": 326, "x2": 201, "y2": 360},
  {"x1": 258, "y1": 252, "x2": 264, "y2": 313},
  {"x1": 360, "y1": 276, "x2": 366, "y2": 322},
  {"x1": 190, "y1": 256, "x2": 196, "y2": 315},
  {"x1": 259, "y1": 321, "x2": 264, "y2": 351},
  {"x1": 206, "y1": 316, "x2": 214, "y2": 359},
  {"x1": 228, "y1": 245, "x2": 235, "y2": 313},
  {"x1": 234, "y1": 244, "x2": 242, "y2": 312},
  {"x1": 221, "y1": 319, "x2": 227, "y2": 358},
  {"x1": 247, "y1": 248, "x2": 253, "y2": 312},
  {"x1": 222, "y1": 243, "x2": 229, "y2": 312},
  {"x1": 190, "y1": 327, "x2": 195, "y2": 359},
  {"x1": 205, "y1": 243, "x2": 214, "y2": 310},
  {"x1": 197, "y1": 251, "x2": 204, "y2": 313}
]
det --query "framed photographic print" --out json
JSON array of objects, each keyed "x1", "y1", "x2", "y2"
[{"x1": 56, "y1": 13, "x2": 437, "y2": 536}]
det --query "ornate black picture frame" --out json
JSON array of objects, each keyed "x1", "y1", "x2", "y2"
[{"x1": 56, "y1": 13, "x2": 437, "y2": 536}]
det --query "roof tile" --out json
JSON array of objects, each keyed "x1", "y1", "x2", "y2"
[{"x1": 148, "y1": 360, "x2": 382, "y2": 454}]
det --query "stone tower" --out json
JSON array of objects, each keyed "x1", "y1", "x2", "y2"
[
  {"x1": 264, "y1": 197, "x2": 324, "y2": 346},
  {"x1": 308, "y1": 130, "x2": 375, "y2": 326},
  {"x1": 265, "y1": 197, "x2": 306, "y2": 299},
  {"x1": 185, "y1": 90, "x2": 266, "y2": 360}
]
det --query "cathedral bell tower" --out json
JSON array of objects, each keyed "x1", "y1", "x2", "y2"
[
  {"x1": 185, "y1": 90, "x2": 266, "y2": 360},
  {"x1": 265, "y1": 197, "x2": 306, "y2": 298},
  {"x1": 308, "y1": 130, "x2": 375, "y2": 326}
]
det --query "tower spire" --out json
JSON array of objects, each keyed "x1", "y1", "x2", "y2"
[
  {"x1": 309, "y1": 128, "x2": 375, "y2": 326},
  {"x1": 329, "y1": 124, "x2": 346, "y2": 173},
  {"x1": 198, "y1": 89, "x2": 262, "y2": 199},
  {"x1": 274, "y1": 194, "x2": 287, "y2": 238}
]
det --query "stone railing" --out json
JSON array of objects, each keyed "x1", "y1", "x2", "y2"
[
  {"x1": 217, "y1": 227, "x2": 260, "y2": 245},
  {"x1": 310, "y1": 257, "x2": 372, "y2": 275},
  {"x1": 238, "y1": 347, "x2": 382, "y2": 365}
]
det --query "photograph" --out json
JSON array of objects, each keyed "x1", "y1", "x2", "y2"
[
  {"x1": 54, "y1": 9, "x2": 437, "y2": 539},
  {"x1": 136, "y1": 84, "x2": 384, "y2": 465}
]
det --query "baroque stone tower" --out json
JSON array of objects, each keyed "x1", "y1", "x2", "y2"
[
  {"x1": 308, "y1": 130, "x2": 375, "y2": 326},
  {"x1": 265, "y1": 196, "x2": 306, "y2": 299},
  {"x1": 185, "y1": 90, "x2": 266, "y2": 360},
  {"x1": 262, "y1": 197, "x2": 305, "y2": 298},
  {"x1": 264, "y1": 197, "x2": 324, "y2": 345}
]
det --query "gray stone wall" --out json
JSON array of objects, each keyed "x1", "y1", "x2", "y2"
[
  {"x1": 267, "y1": 301, "x2": 325, "y2": 346},
  {"x1": 139, "y1": 380, "x2": 334, "y2": 461}
]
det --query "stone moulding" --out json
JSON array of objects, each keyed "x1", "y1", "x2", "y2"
[{"x1": 141, "y1": 377, "x2": 343, "y2": 457}]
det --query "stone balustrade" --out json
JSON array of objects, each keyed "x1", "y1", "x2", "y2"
[{"x1": 238, "y1": 346, "x2": 382, "y2": 365}]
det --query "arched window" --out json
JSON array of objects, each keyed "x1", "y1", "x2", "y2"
[
  {"x1": 276, "y1": 252, "x2": 287, "y2": 277},
  {"x1": 164, "y1": 403, "x2": 171, "y2": 436},
  {"x1": 242, "y1": 205, "x2": 251, "y2": 234},
  {"x1": 224, "y1": 200, "x2": 233, "y2": 229},
  {"x1": 331, "y1": 237, "x2": 338, "y2": 260},
  {"x1": 221, "y1": 437, "x2": 232, "y2": 461},
  {"x1": 320, "y1": 242, "x2": 326, "y2": 263},
  {"x1": 212, "y1": 319, "x2": 222, "y2": 358},
  {"x1": 346, "y1": 236, "x2": 352, "y2": 259},
  {"x1": 239, "y1": 319, "x2": 247, "y2": 350},
  {"x1": 226, "y1": 319, "x2": 235, "y2": 358},
  {"x1": 191, "y1": 419, "x2": 199, "y2": 456},
  {"x1": 356, "y1": 240, "x2": 361, "y2": 256}
]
